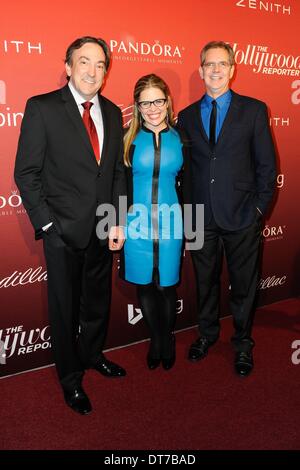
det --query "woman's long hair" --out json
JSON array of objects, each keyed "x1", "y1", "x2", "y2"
[{"x1": 124, "y1": 74, "x2": 175, "y2": 167}]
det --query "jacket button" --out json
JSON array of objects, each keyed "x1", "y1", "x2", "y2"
[
  {"x1": 211, "y1": 178, "x2": 215, "y2": 183},
  {"x1": 97, "y1": 172, "x2": 101, "y2": 177}
]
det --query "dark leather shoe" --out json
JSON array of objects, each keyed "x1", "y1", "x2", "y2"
[
  {"x1": 64, "y1": 387, "x2": 92, "y2": 415},
  {"x1": 147, "y1": 354, "x2": 161, "y2": 370},
  {"x1": 188, "y1": 337, "x2": 216, "y2": 362},
  {"x1": 93, "y1": 355, "x2": 126, "y2": 378},
  {"x1": 235, "y1": 351, "x2": 253, "y2": 377}
]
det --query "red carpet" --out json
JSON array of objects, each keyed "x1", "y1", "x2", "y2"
[{"x1": 1, "y1": 298, "x2": 300, "y2": 450}]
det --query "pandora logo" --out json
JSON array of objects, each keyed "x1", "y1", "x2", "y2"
[{"x1": 110, "y1": 39, "x2": 182, "y2": 58}]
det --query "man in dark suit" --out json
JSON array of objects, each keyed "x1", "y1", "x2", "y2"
[
  {"x1": 178, "y1": 41, "x2": 276, "y2": 376},
  {"x1": 15, "y1": 36, "x2": 127, "y2": 414}
]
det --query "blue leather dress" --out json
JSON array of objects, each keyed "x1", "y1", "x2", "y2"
[{"x1": 124, "y1": 126, "x2": 184, "y2": 286}]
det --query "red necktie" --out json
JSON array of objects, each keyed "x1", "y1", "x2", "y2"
[{"x1": 82, "y1": 101, "x2": 100, "y2": 163}]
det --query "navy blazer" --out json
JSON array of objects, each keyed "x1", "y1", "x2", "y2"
[{"x1": 177, "y1": 90, "x2": 277, "y2": 231}]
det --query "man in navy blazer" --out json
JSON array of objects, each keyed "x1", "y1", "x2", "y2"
[
  {"x1": 15, "y1": 37, "x2": 127, "y2": 414},
  {"x1": 178, "y1": 41, "x2": 276, "y2": 376}
]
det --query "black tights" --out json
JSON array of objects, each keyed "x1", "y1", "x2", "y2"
[{"x1": 137, "y1": 283, "x2": 177, "y2": 358}]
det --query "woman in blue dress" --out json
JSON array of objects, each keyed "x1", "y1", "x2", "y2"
[{"x1": 121, "y1": 74, "x2": 185, "y2": 370}]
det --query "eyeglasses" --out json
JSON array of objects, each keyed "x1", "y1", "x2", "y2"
[
  {"x1": 138, "y1": 98, "x2": 167, "y2": 110},
  {"x1": 203, "y1": 61, "x2": 232, "y2": 69}
]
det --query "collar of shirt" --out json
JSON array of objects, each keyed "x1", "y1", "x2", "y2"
[
  {"x1": 68, "y1": 81, "x2": 100, "y2": 117},
  {"x1": 202, "y1": 89, "x2": 232, "y2": 111},
  {"x1": 201, "y1": 89, "x2": 232, "y2": 141},
  {"x1": 68, "y1": 81, "x2": 104, "y2": 155}
]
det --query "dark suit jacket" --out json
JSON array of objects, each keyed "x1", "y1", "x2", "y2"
[
  {"x1": 15, "y1": 85, "x2": 126, "y2": 248},
  {"x1": 177, "y1": 90, "x2": 277, "y2": 230}
]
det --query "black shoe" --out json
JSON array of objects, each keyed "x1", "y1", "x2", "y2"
[
  {"x1": 147, "y1": 354, "x2": 161, "y2": 370},
  {"x1": 93, "y1": 355, "x2": 126, "y2": 378},
  {"x1": 235, "y1": 351, "x2": 253, "y2": 377},
  {"x1": 64, "y1": 387, "x2": 92, "y2": 415},
  {"x1": 162, "y1": 354, "x2": 176, "y2": 370},
  {"x1": 188, "y1": 337, "x2": 216, "y2": 362},
  {"x1": 161, "y1": 334, "x2": 176, "y2": 370}
]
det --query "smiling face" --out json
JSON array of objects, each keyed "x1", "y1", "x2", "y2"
[
  {"x1": 138, "y1": 86, "x2": 168, "y2": 133},
  {"x1": 65, "y1": 42, "x2": 106, "y2": 100},
  {"x1": 199, "y1": 47, "x2": 235, "y2": 99}
]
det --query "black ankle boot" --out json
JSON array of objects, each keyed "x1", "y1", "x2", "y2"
[
  {"x1": 147, "y1": 354, "x2": 161, "y2": 370},
  {"x1": 161, "y1": 334, "x2": 176, "y2": 370},
  {"x1": 147, "y1": 340, "x2": 161, "y2": 370}
]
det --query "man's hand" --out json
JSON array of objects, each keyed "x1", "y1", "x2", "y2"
[{"x1": 108, "y1": 226, "x2": 125, "y2": 251}]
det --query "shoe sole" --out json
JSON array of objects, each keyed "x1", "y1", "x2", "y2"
[{"x1": 66, "y1": 403, "x2": 92, "y2": 415}]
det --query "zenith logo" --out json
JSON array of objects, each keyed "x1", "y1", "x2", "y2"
[{"x1": 235, "y1": 1, "x2": 291, "y2": 15}]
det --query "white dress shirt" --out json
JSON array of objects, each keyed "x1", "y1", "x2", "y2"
[{"x1": 68, "y1": 81, "x2": 104, "y2": 156}]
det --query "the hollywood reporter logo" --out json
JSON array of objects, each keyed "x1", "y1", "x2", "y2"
[
  {"x1": 0, "y1": 325, "x2": 51, "y2": 361},
  {"x1": 232, "y1": 43, "x2": 299, "y2": 76},
  {"x1": 0, "y1": 340, "x2": 6, "y2": 365}
]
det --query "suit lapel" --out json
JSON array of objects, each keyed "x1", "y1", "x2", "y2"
[
  {"x1": 98, "y1": 95, "x2": 109, "y2": 169},
  {"x1": 193, "y1": 98, "x2": 209, "y2": 145},
  {"x1": 61, "y1": 85, "x2": 98, "y2": 165},
  {"x1": 194, "y1": 90, "x2": 241, "y2": 151},
  {"x1": 216, "y1": 91, "x2": 240, "y2": 147}
]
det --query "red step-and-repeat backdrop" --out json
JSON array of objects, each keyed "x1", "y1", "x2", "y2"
[{"x1": 0, "y1": 0, "x2": 299, "y2": 378}]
